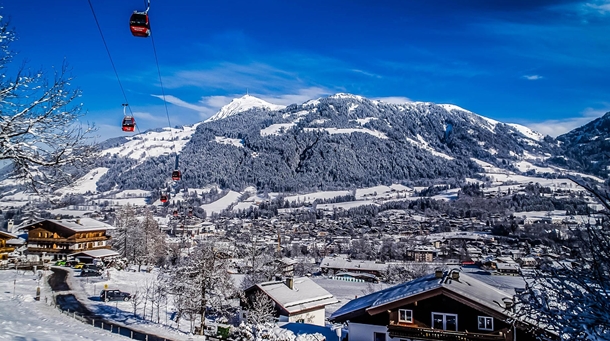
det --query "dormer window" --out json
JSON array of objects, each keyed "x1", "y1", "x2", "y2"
[
  {"x1": 478, "y1": 316, "x2": 493, "y2": 331},
  {"x1": 399, "y1": 309, "x2": 413, "y2": 323}
]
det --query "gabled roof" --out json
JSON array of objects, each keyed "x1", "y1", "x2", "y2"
[
  {"x1": 73, "y1": 249, "x2": 120, "y2": 259},
  {"x1": 0, "y1": 230, "x2": 18, "y2": 239},
  {"x1": 330, "y1": 270, "x2": 517, "y2": 322},
  {"x1": 255, "y1": 277, "x2": 338, "y2": 314},
  {"x1": 26, "y1": 218, "x2": 115, "y2": 233}
]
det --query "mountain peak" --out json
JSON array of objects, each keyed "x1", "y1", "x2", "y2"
[{"x1": 205, "y1": 95, "x2": 285, "y2": 122}]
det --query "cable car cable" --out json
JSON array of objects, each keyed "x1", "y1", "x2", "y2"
[
  {"x1": 88, "y1": 0, "x2": 141, "y2": 134},
  {"x1": 150, "y1": 31, "x2": 181, "y2": 179}
]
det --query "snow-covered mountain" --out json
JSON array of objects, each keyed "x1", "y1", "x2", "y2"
[
  {"x1": 5, "y1": 93, "x2": 604, "y2": 197},
  {"x1": 204, "y1": 94, "x2": 285, "y2": 122}
]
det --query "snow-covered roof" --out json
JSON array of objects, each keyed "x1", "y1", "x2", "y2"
[
  {"x1": 72, "y1": 249, "x2": 120, "y2": 259},
  {"x1": 52, "y1": 218, "x2": 115, "y2": 232},
  {"x1": 257, "y1": 277, "x2": 338, "y2": 314},
  {"x1": 330, "y1": 270, "x2": 516, "y2": 321},
  {"x1": 0, "y1": 230, "x2": 18, "y2": 239},
  {"x1": 320, "y1": 255, "x2": 388, "y2": 272}
]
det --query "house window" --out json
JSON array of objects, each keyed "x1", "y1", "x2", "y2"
[
  {"x1": 399, "y1": 309, "x2": 413, "y2": 323},
  {"x1": 478, "y1": 316, "x2": 493, "y2": 331},
  {"x1": 432, "y1": 312, "x2": 458, "y2": 331},
  {"x1": 374, "y1": 332, "x2": 385, "y2": 341}
]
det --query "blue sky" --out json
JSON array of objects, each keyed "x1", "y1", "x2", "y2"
[{"x1": 2, "y1": 0, "x2": 609, "y2": 140}]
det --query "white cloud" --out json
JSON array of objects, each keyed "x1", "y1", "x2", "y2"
[
  {"x1": 151, "y1": 95, "x2": 208, "y2": 112},
  {"x1": 523, "y1": 106, "x2": 610, "y2": 137},
  {"x1": 585, "y1": 1, "x2": 610, "y2": 14},
  {"x1": 523, "y1": 75, "x2": 543, "y2": 80},
  {"x1": 258, "y1": 87, "x2": 330, "y2": 106},
  {"x1": 154, "y1": 87, "x2": 330, "y2": 121},
  {"x1": 373, "y1": 96, "x2": 413, "y2": 104}
]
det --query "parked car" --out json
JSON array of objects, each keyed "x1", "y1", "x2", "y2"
[
  {"x1": 83, "y1": 264, "x2": 104, "y2": 271},
  {"x1": 54, "y1": 260, "x2": 67, "y2": 266},
  {"x1": 73, "y1": 262, "x2": 87, "y2": 269},
  {"x1": 80, "y1": 269, "x2": 102, "y2": 277},
  {"x1": 100, "y1": 289, "x2": 131, "y2": 302}
]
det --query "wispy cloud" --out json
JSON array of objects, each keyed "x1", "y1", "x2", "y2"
[
  {"x1": 584, "y1": 1, "x2": 610, "y2": 14},
  {"x1": 154, "y1": 87, "x2": 331, "y2": 120},
  {"x1": 373, "y1": 96, "x2": 413, "y2": 104},
  {"x1": 524, "y1": 105, "x2": 610, "y2": 136},
  {"x1": 523, "y1": 75, "x2": 543, "y2": 80}
]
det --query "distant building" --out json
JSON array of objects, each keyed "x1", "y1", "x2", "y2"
[
  {"x1": 320, "y1": 254, "x2": 388, "y2": 277},
  {"x1": 24, "y1": 218, "x2": 114, "y2": 260}
]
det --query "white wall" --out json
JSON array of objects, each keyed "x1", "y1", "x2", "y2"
[
  {"x1": 348, "y1": 322, "x2": 392, "y2": 341},
  {"x1": 287, "y1": 308, "x2": 326, "y2": 326}
]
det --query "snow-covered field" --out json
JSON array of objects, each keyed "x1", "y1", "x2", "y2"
[{"x1": 0, "y1": 270, "x2": 123, "y2": 341}]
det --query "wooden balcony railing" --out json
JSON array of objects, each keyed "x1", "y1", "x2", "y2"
[
  {"x1": 388, "y1": 322, "x2": 508, "y2": 341},
  {"x1": 0, "y1": 246, "x2": 15, "y2": 253},
  {"x1": 28, "y1": 236, "x2": 110, "y2": 243},
  {"x1": 27, "y1": 245, "x2": 111, "y2": 254}
]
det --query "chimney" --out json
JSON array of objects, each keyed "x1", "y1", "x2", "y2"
[
  {"x1": 285, "y1": 277, "x2": 294, "y2": 290},
  {"x1": 7, "y1": 219, "x2": 14, "y2": 233},
  {"x1": 503, "y1": 297, "x2": 514, "y2": 310},
  {"x1": 451, "y1": 270, "x2": 460, "y2": 280},
  {"x1": 435, "y1": 269, "x2": 443, "y2": 278}
]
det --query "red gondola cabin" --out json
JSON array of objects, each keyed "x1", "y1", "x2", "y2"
[
  {"x1": 160, "y1": 194, "x2": 168, "y2": 203},
  {"x1": 122, "y1": 116, "x2": 136, "y2": 132},
  {"x1": 172, "y1": 170, "x2": 181, "y2": 181},
  {"x1": 129, "y1": 11, "x2": 151, "y2": 37}
]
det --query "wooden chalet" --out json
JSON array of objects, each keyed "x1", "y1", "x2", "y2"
[
  {"x1": 25, "y1": 218, "x2": 114, "y2": 259},
  {"x1": 330, "y1": 269, "x2": 555, "y2": 341},
  {"x1": 0, "y1": 230, "x2": 17, "y2": 260}
]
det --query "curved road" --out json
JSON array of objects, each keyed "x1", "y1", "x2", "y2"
[{"x1": 48, "y1": 267, "x2": 175, "y2": 341}]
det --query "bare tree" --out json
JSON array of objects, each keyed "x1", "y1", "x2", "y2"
[
  {"x1": 164, "y1": 241, "x2": 237, "y2": 335},
  {"x1": 0, "y1": 19, "x2": 96, "y2": 191},
  {"x1": 246, "y1": 291, "x2": 276, "y2": 325},
  {"x1": 517, "y1": 177, "x2": 610, "y2": 340}
]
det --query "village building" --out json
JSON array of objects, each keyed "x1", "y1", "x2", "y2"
[
  {"x1": 320, "y1": 254, "x2": 388, "y2": 278},
  {"x1": 24, "y1": 218, "x2": 114, "y2": 259},
  {"x1": 330, "y1": 269, "x2": 554, "y2": 341},
  {"x1": 243, "y1": 277, "x2": 338, "y2": 326},
  {"x1": 0, "y1": 230, "x2": 17, "y2": 260}
]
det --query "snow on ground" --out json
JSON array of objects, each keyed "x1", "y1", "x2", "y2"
[
  {"x1": 313, "y1": 277, "x2": 389, "y2": 318},
  {"x1": 284, "y1": 191, "x2": 352, "y2": 204},
  {"x1": 67, "y1": 267, "x2": 200, "y2": 341},
  {"x1": 514, "y1": 161, "x2": 558, "y2": 174},
  {"x1": 205, "y1": 95, "x2": 285, "y2": 122},
  {"x1": 405, "y1": 135, "x2": 454, "y2": 160},
  {"x1": 0, "y1": 270, "x2": 123, "y2": 341},
  {"x1": 261, "y1": 123, "x2": 299, "y2": 136},
  {"x1": 200, "y1": 191, "x2": 242, "y2": 214},
  {"x1": 316, "y1": 200, "x2": 378, "y2": 211},
  {"x1": 303, "y1": 127, "x2": 388, "y2": 139},
  {"x1": 55, "y1": 168, "x2": 109, "y2": 195},
  {"x1": 214, "y1": 136, "x2": 244, "y2": 148},
  {"x1": 507, "y1": 123, "x2": 544, "y2": 142},
  {"x1": 102, "y1": 124, "x2": 199, "y2": 161}
]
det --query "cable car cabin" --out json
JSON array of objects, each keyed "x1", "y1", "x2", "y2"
[
  {"x1": 188, "y1": 209, "x2": 193, "y2": 217},
  {"x1": 171, "y1": 170, "x2": 181, "y2": 181},
  {"x1": 122, "y1": 116, "x2": 136, "y2": 132},
  {"x1": 160, "y1": 194, "x2": 168, "y2": 203},
  {"x1": 129, "y1": 11, "x2": 151, "y2": 37}
]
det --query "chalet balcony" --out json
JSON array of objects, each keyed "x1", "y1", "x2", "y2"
[
  {"x1": 28, "y1": 236, "x2": 110, "y2": 243},
  {"x1": 0, "y1": 246, "x2": 15, "y2": 253},
  {"x1": 388, "y1": 322, "x2": 509, "y2": 341},
  {"x1": 28, "y1": 245, "x2": 111, "y2": 254}
]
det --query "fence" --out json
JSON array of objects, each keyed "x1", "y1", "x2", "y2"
[{"x1": 47, "y1": 297, "x2": 178, "y2": 341}]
